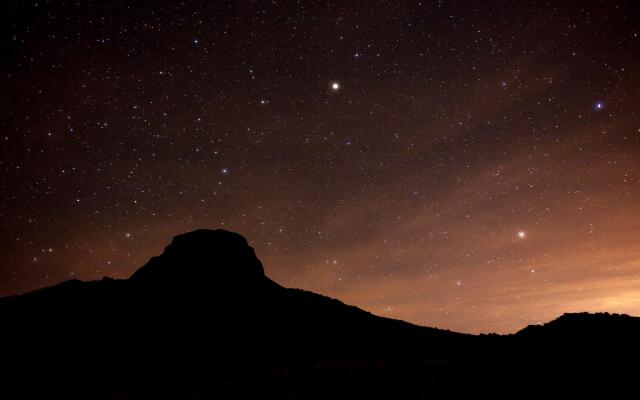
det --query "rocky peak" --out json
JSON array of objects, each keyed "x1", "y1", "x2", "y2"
[{"x1": 129, "y1": 229, "x2": 265, "y2": 288}]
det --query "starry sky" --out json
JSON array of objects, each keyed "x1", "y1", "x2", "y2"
[{"x1": 2, "y1": 1, "x2": 640, "y2": 333}]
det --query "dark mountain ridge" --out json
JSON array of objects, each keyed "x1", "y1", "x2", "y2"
[{"x1": 1, "y1": 229, "x2": 638, "y2": 399}]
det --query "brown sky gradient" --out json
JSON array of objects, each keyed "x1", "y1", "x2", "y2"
[{"x1": 1, "y1": 1, "x2": 639, "y2": 333}]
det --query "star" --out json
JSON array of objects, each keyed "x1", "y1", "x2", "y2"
[
  {"x1": 517, "y1": 231, "x2": 526, "y2": 239},
  {"x1": 330, "y1": 82, "x2": 340, "y2": 91},
  {"x1": 221, "y1": 168, "x2": 229, "y2": 175},
  {"x1": 594, "y1": 101, "x2": 605, "y2": 111}
]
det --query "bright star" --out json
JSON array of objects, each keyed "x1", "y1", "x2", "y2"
[
  {"x1": 517, "y1": 231, "x2": 526, "y2": 239},
  {"x1": 594, "y1": 101, "x2": 605, "y2": 110},
  {"x1": 331, "y1": 82, "x2": 340, "y2": 91}
]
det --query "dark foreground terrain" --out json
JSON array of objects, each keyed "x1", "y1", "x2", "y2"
[{"x1": 1, "y1": 229, "x2": 638, "y2": 399}]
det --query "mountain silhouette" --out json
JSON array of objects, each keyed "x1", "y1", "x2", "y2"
[
  {"x1": 129, "y1": 229, "x2": 266, "y2": 286},
  {"x1": 1, "y1": 229, "x2": 638, "y2": 399}
]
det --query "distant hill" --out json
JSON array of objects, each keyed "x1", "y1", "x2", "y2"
[{"x1": 1, "y1": 229, "x2": 638, "y2": 399}]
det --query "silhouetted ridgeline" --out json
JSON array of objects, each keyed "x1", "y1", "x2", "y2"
[{"x1": 1, "y1": 229, "x2": 638, "y2": 399}]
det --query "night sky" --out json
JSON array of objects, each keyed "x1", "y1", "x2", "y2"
[{"x1": 2, "y1": 1, "x2": 640, "y2": 333}]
